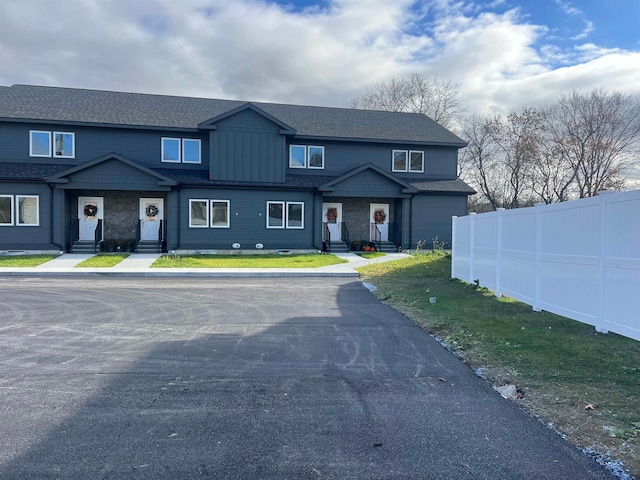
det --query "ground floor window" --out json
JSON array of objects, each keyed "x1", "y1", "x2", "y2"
[
  {"x1": 189, "y1": 198, "x2": 231, "y2": 228},
  {"x1": 267, "y1": 201, "x2": 304, "y2": 229},
  {"x1": 0, "y1": 194, "x2": 39, "y2": 226},
  {"x1": 211, "y1": 200, "x2": 229, "y2": 228}
]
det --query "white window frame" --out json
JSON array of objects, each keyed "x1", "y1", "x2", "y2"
[
  {"x1": 182, "y1": 139, "x2": 201, "y2": 164},
  {"x1": 289, "y1": 145, "x2": 307, "y2": 169},
  {"x1": 29, "y1": 130, "x2": 52, "y2": 157},
  {"x1": 15, "y1": 195, "x2": 39, "y2": 226},
  {"x1": 392, "y1": 149, "x2": 408, "y2": 172},
  {"x1": 162, "y1": 137, "x2": 182, "y2": 163},
  {"x1": 210, "y1": 200, "x2": 230, "y2": 228},
  {"x1": 53, "y1": 131, "x2": 75, "y2": 158},
  {"x1": 266, "y1": 201, "x2": 285, "y2": 229},
  {"x1": 307, "y1": 146, "x2": 325, "y2": 169},
  {"x1": 0, "y1": 195, "x2": 14, "y2": 226},
  {"x1": 286, "y1": 201, "x2": 305, "y2": 229},
  {"x1": 189, "y1": 199, "x2": 209, "y2": 228},
  {"x1": 409, "y1": 150, "x2": 424, "y2": 173}
]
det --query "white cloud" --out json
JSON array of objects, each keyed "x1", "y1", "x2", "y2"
[{"x1": 0, "y1": 0, "x2": 638, "y2": 116}]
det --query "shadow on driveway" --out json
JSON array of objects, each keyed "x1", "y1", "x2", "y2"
[{"x1": 0, "y1": 277, "x2": 614, "y2": 479}]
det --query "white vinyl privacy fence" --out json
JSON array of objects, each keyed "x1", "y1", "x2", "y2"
[{"x1": 451, "y1": 190, "x2": 640, "y2": 341}]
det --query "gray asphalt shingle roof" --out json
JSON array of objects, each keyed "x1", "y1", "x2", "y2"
[{"x1": 0, "y1": 84, "x2": 466, "y2": 146}]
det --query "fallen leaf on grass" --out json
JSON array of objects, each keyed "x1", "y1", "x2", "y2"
[
  {"x1": 439, "y1": 377, "x2": 447, "y2": 382},
  {"x1": 584, "y1": 403, "x2": 596, "y2": 410}
]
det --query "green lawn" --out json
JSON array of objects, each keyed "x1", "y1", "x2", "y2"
[
  {"x1": 358, "y1": 253, "x2": 640, "y2": 475},
  {"x1": 75, "y1": 254, "x2": 129, "y2": 268},
  {"x1": 0, "y1": 255, "x2": 59, "y2": 267},
  {"x1": 152, "y1": 253, "x2": 348, "y2": 268}
]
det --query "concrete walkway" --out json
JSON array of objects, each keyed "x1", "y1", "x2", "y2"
[{"x1": 0, "y1": 252, "x2": 411, "y2": 277}]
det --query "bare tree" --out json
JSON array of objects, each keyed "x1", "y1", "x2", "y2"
[
  {"x1": 350, "y1": 72, "x2": 464, "y2": 129},
  {"x1": 548, "y1": 89, "x2": 640, "y2": 197}
]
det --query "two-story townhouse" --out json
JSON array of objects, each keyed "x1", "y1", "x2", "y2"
[{"x1": 0, "y1": 84, "x2": 474, "y2": 254}]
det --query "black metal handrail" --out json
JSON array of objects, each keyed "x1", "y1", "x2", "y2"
[
  {"x1": 94, "y1": 219, "x2": 103, "y2": 253},
  {"x1": 322, "y1": 222, "x2": 331, "y2": 252},
  {"x1": 158, "y1": 219, "x2": 164, "y2": 253},
  {"x1": 342, "y1": 222, "x2": 350, "y2": 250},
  {"x1": 69, "y1": 218, "x2": 79, "y2": 252},
  {"x1": 370, "y1": 223, "x2": 382, "y2": 252}
]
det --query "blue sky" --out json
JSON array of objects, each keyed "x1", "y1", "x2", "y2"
[{"x1": 0, "y1": 0, "x2": 638, "y2": 115}]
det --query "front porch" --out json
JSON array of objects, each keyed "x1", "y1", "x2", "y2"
[
  {"x1": 321, "y1": 197, "x2": 401, "y2": 253},
  {"x1": 68, "y1": 191, "x2": 167, "y2": 253}
]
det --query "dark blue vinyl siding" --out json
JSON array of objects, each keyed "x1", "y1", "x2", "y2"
[
  {"x1": 0, "y1": 122, "x2": 208, "y2": 169},
  {"x1": 210, "y1": 110, "x2": 285, "y2": 183},
  {"x1": 176, "y1": 187, "x2": 316, "y2": 250},
  {"x1": 0, "y1": 182, "x2": 52, "y2": 250},
  {"x1": 63, "y1": 159, "x2": 171, "y2": 191},
  {"x1": 325, "y1": 169, "x2": 409, "y2": 198},
  {"x1": 286, "y1": 140, "x2": 459, "y2": 180},
  {"x1": 411, "y1": 194, "x2": 468, "y2": 248}
]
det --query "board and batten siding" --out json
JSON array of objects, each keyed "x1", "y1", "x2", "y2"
[
  {"x1": 287, "y1": 140, "x2": 459, "y2": 180},
  {"x1": 210, "y1": 109, "x2": 286, "y2": 184},
  {"x1": 0, "y1": 181, "x2": 52, "y2": 250},
  {"x1": 411, "y1": 194, "x2": 468, "y2": 248},
  {"x1": 178, "y1": 187, "x2": 316, "y2": 250}
]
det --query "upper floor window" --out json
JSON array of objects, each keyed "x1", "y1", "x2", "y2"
[
  {"x1": 30, "y1": 131, "x2": 75, "y2": 158},
  {"x1": 289, "y1": 145, "x2": 324, "y2": 169},
  {"x1": 162, "y1": 138, "x2": 201, "y2": 164},
  {"x1": 392, "y1": 149, "x2": 424, "y2": 173}
]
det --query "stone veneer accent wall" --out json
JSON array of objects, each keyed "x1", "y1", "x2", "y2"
[
  {"x1": 73, "y1": 190, "x2": 166, "y2": 240},
  {"x1": 327, "y1": 197, "x2": 395, "y2": 244}
]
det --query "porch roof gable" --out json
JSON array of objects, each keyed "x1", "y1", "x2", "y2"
[{"x1": 318, "y1": 163, "x2": 418, "y2": 194}]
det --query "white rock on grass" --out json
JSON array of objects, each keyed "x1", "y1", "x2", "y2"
[{"x1": 495, "y1": 384, "x2": 518, "y2": 400}]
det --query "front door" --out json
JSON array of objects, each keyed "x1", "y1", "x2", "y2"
[
  {"x1": 370, "y1": 203, "x2": 389, "y2": 242},
  {"x1": 322, "y1": 202, "x2": 342, "y2": 242},
  {"x1": 140, "y1": 198, "x2": 164, "y2": 241},
  {"x1": 78, "y1": 196, "x2": 103, "y2": 241}
]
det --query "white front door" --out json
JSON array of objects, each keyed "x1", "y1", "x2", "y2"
[
  {"x1": 78, "y1": 196, "x2": 103, "y2": 241},
  {"x1": 322, "y1": 202, "x2": 342, "y2": 241},
  {"x1": 370, "y1": 203, "x2": 389, "y2": 242},
  {"x1": 140, "y1": 198, "x2": 164, "y2": 241}
]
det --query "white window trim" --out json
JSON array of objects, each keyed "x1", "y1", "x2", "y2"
[
  {"x1": 409, "y1": 150, "x2": 424, "y2": 173},
  {"x1": 53, "y1": 131, "x2": 75, "y2": 158},
  {"x1": 266, "y1": 201, "x2": 286, "y2": 229},
  {"x1": 286, "y1": 201, "x2": 305, "y2": 229},
  {"x1": 307, "y1": 146, "x2": 325, "y2": 169},
  {"x1": 210, "y1": 199, "x2": 230, "y2": 228},
  {"x1": 0, "y1": 195, "x2": 14, "y2": 226},
  {"x1": 392, "y1": 149, "x2": 408, "y2": 172},
  {"x1": 15, "y1": 195, "x2": 39, "y2": 226},
  {"x1": 162, "y1": 137, "x2": 181, "y2": 163},
  {"x1": 29, "y1": 130, "x2": 51, "y2": 157},
  {"x1": 182, "y1": 139, "x2": 201, "y2": 164},
  {"x1": 189, "y1": 199, "x2": 209, "y2": 228},
  {"x1": 289, "y1": 145, "x2": 307, "y2": 169}
]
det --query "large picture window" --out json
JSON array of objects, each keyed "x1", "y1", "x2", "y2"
[
  {"x1": 211, "y1": 200, "x2": 230, "y2": 228},
  {"x1": 189, "y1": 199, "x2": 209, "y2": 227},
  {"x1": 0, "y1": 195, "x2": 13, "y2": 225}
]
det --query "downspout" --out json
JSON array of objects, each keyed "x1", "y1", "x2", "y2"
[
  {"x1": 47, "y1": 183, "x2": 64, "y2": 252},
  {"x1": 408, "y1": 193, "x2": 416, "y2": 250},
  {"x1": 176, "y1": 186, "x2": 181, "y2": 250}
]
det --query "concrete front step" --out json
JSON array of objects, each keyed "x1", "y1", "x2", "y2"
[{"x1": 71, "y1": 241, "x2": 101, "y2": 253}]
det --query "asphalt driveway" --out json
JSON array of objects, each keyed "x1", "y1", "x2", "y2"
[{"x1": 0, "y1": 277, "x2": 614, "y2": 479}]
